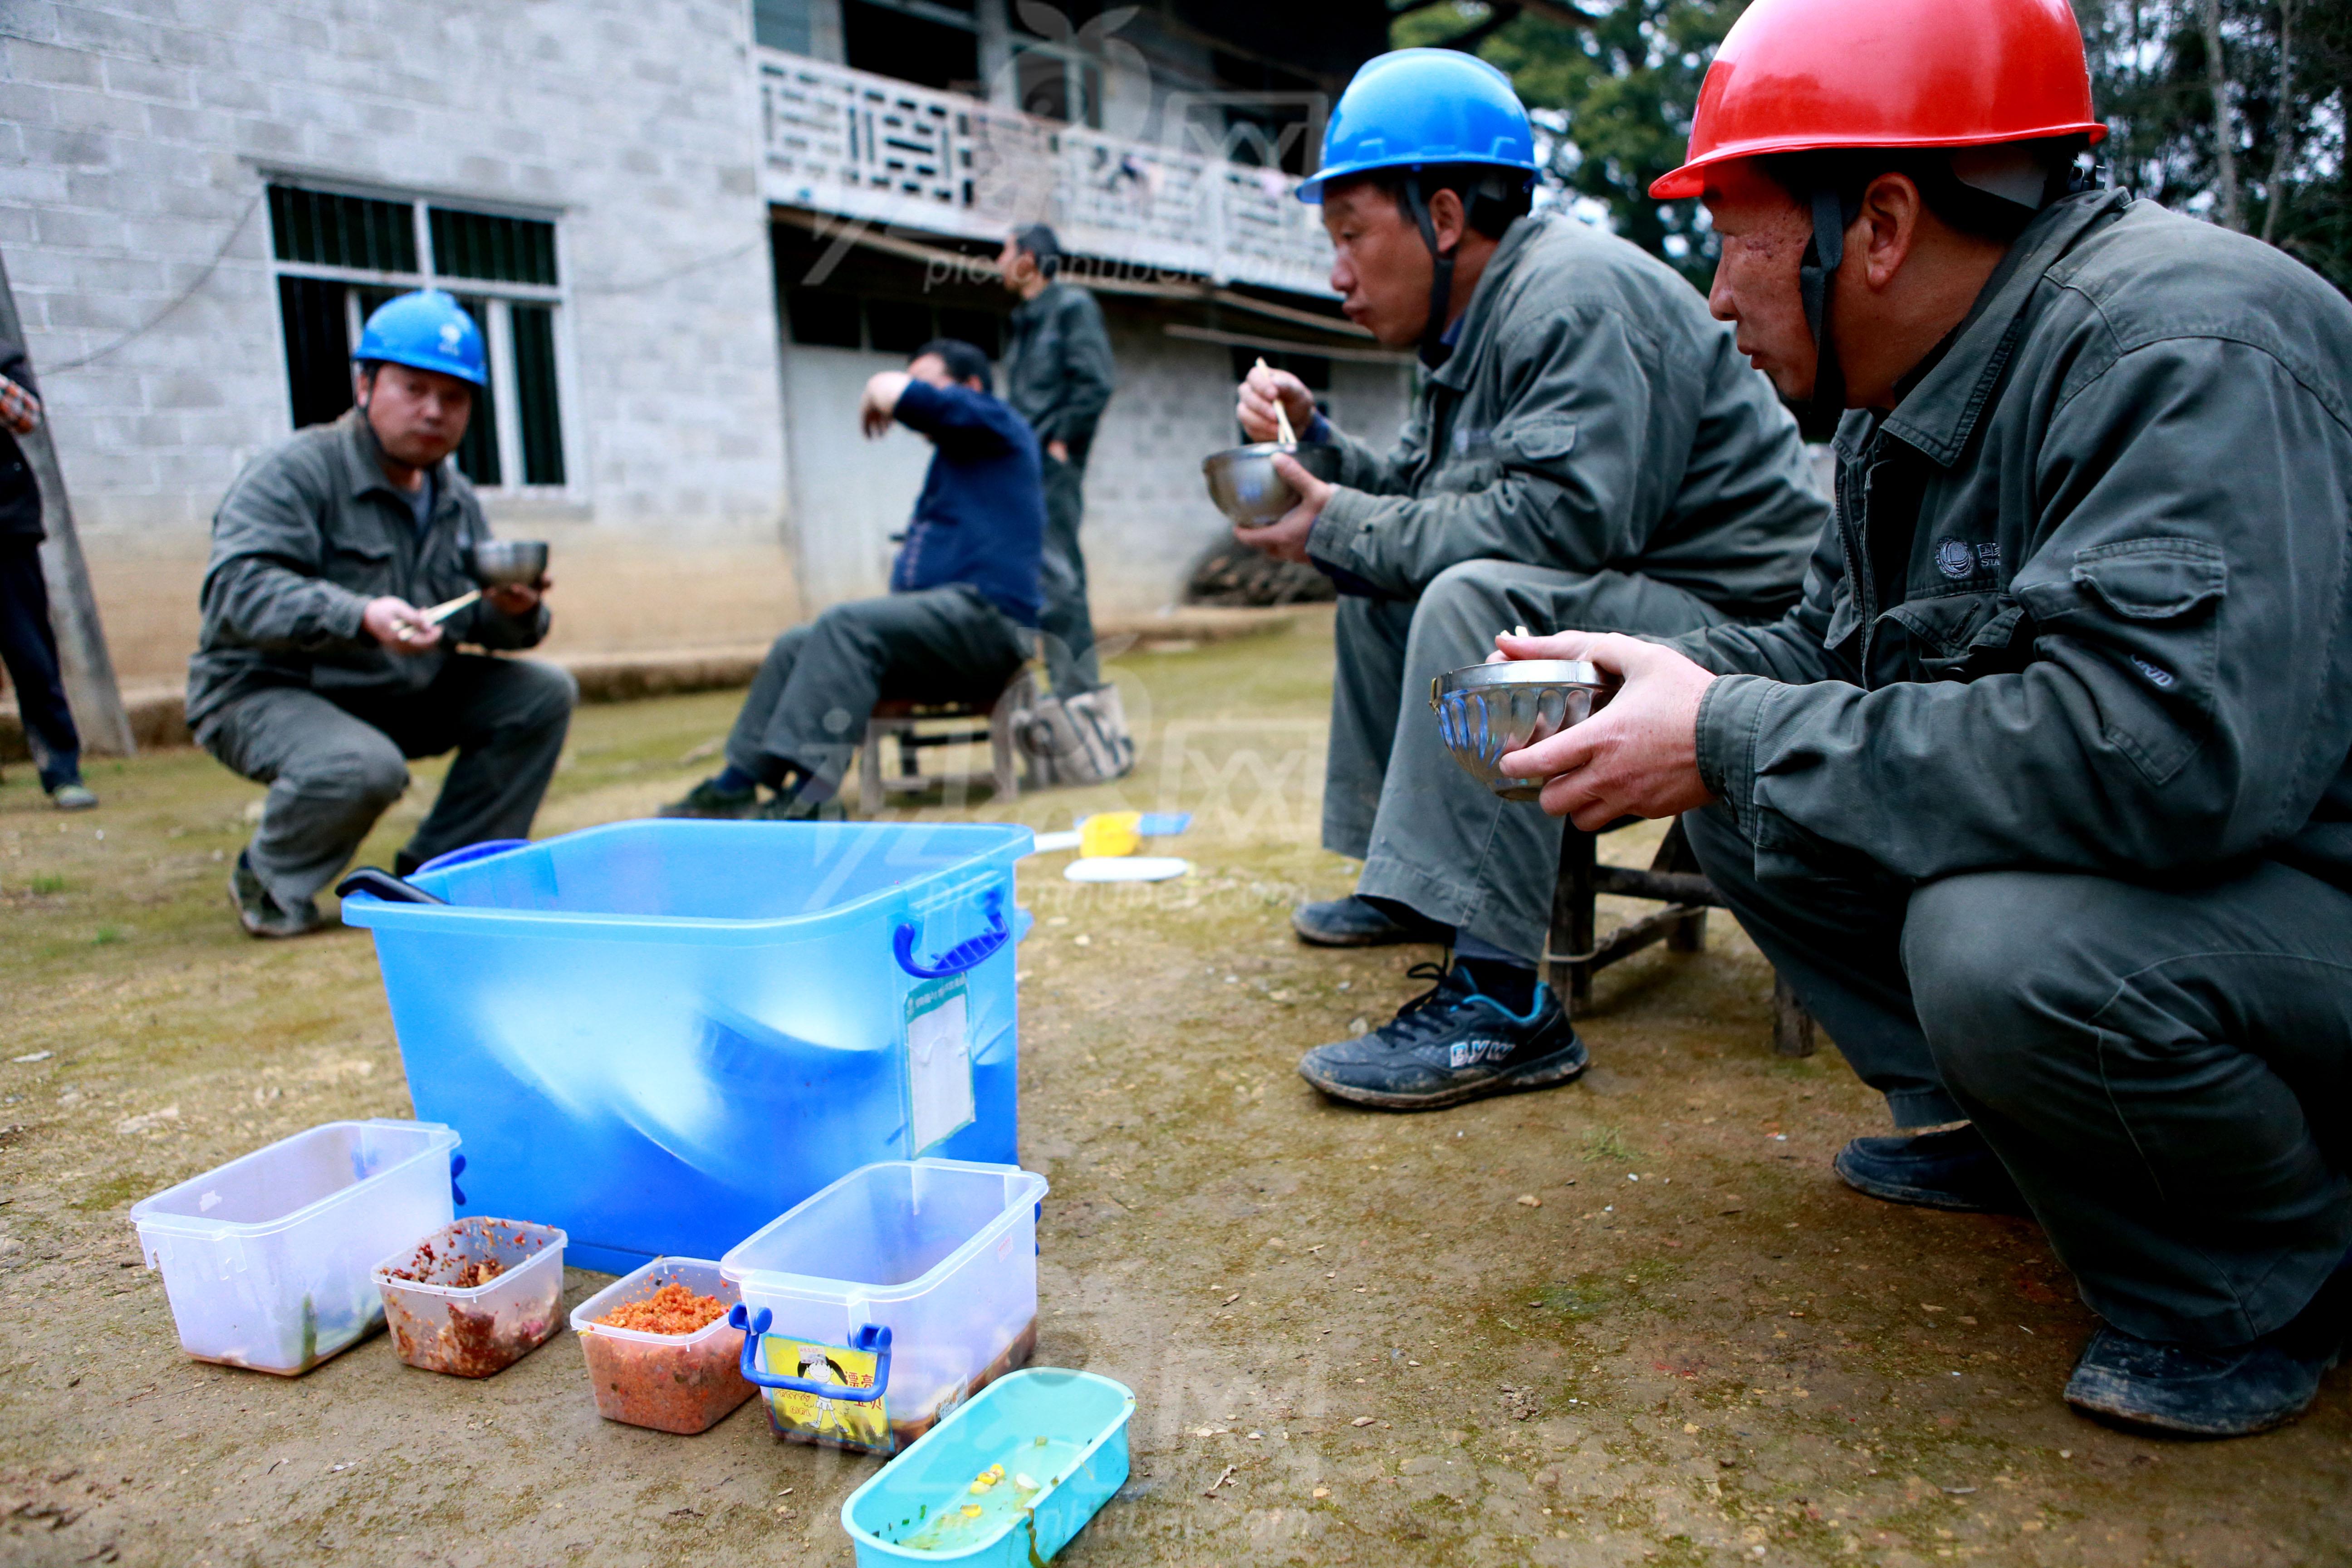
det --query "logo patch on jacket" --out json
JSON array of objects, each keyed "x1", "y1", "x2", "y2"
[
  {"x1": 1935, "y1": 539, "x2": 1976, "y2": 579},
  {"x1": 1449, "y1": 1037, "x2": 1516, "y2": 1069}
]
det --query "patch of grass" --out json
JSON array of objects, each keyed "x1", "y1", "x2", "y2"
[
  {"x1": 1580, "y1": 1124, "x2": 1637, "y2": 1163},
  {"x1": 92, "y1": 926, "x2": 124, "y2": 946},
  {"x1": 29, "y1": 874, "x2": 65, "y2": 895}
]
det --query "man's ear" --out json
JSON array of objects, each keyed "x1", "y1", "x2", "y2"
[
  {"x1": 1426, "y1": 186, "x2": 1469, "y2": 254},
  {"x1": 1855, "y1": 172, "x2": 1926, "y2": 293}
]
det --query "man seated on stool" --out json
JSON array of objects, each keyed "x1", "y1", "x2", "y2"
[
  {"x1": 663, "y1": 339, "x2": 1043, "y2": 821},
  {"x1": 190, "y1": 289, "x2": 571, "y2": 939}
]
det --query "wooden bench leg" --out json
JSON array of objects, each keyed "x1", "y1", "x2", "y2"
[
  {"x1": 858, "y1": 726, "x2": 884, "y2": 817},
  {"x1": 1656, "y1": 817, "x2": 1707, "y2": 953},
  {"x1": 1547, "y1": 826, "x2": 1597, "y2": 1015},
  {"x1": 1772, "y1": 971, "x2": 1817, "y2": 1058}
]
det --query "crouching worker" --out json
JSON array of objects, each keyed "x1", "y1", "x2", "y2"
[
  {"x1": 663, "y1": 339, "x2": 1042, "y2": 820},
  {"x1": 1500, "y1": 0, "x2": 2352, "y2": 1437},
  {"x1": 189, "y1": 290, "x2": 573, "y2": 938}
]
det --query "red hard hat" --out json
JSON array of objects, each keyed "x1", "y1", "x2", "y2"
[{"x1": 1650, "y1": 0, "x2": 2106, "y2": 199}]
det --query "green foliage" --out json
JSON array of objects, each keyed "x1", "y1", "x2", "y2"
[
  {"x1": 1393, "y1": 0, "x2": 1750, "y2": 289},
  {"x1": 2082, "y1": 0, "x2": 2350, "y2": 294},
  {"x1": 29, "y1": 874, "x2": 66, "y2": 896}
]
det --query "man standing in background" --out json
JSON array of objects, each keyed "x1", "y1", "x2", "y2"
[
  {"x1": 0, "y1": 337, "x2": 97, "y2": 811},
  {"x1": 997, "y1": 223, "x2": 1132, "y2": 779}
]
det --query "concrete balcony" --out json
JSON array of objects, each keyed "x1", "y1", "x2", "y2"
[{"x1": 755, "y1": 49, "x2": 1336, "y2": 298}]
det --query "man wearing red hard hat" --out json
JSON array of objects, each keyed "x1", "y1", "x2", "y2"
[{"x1": 1501, "y1": 0, "x2": 2352, "y2": 1437}]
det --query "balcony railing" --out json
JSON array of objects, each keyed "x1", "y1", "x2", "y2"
[{"x1": 755, "y1": 50, "x2": 1335, "y2": 298}]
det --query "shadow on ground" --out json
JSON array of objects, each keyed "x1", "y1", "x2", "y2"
[{"x1": 1, "y1": 611, "x2": 2345, "y2": 1566}]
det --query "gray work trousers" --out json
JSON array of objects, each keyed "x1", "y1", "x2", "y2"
[
  {"x1": 1682, "y1": 804, "x2": 2352, "y2": 1350},
  {"x1": 198, "y1": 655, "x2": 577, "y2": 906},
  {"x1": 1330, "y1": 559, "x2": 1731, "y2": 961},
  {"x1": 1037, "y1": 455, "x2": 1098, "y2": 696},
  {"x1": 726, "y1": 585, "x2": 1029, "y2": 794}
]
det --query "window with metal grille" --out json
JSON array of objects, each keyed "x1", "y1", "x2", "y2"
[{"x1": 265, "y1": 182, "x2": 568, "y2": 494}]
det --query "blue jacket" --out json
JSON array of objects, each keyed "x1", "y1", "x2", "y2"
[{"x1": 887, "y1": 380, "x2": 1045, "y2": 627}]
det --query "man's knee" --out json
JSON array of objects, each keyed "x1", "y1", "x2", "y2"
[
  {"x1": 1903, "y1": 872, "x2": 2092, "y2": 1104},
  {"x1": 505, "y1": 659, "x2": 578, "y2": 733},
  {"x1": 283, "y1": 731, "x2": 410, "y2": 810},
  {"x1": 1408, "y1": 559, "x2": 1551, "y2": 663}
]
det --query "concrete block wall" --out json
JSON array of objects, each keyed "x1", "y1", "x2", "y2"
[{"x1": 1, "y1": 0, "x2": 795, "y2": 683}]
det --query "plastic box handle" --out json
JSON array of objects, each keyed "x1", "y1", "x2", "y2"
[
  {"x1": 450, "y1": 1152, "x2": 467, "y2": 1207},
  {"x1": 727, "y1": 1305, "x2": 892, "y2": 1401},
  {"x1": 893, "y1": 888, "x2": 1008, "y2": 979}
]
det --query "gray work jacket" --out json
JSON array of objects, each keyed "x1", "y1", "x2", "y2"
[
  {"x1": 1304, "y1": 211, "x2": 1827, "y2": 616},
  {"x1": 1681, "y1": 190, "x2": 2352, "y2": 896},
  {"x1": 186, "y1": 409, "x2": 549, "y2": 730},
  {"x1": 1002, "y1": 281, "x2": 1115, "y2": 456}
]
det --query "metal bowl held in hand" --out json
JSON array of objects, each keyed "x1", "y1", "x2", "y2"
[
  {"x1": 467, "y1": 539, "x2": 549, "y2": 588},
  {"x1": 1200, "y1": 442, "x2": 1345, "y2": 529},
  {"x1": 1429, "y1": 660, "x2": 1616, "y2": 802}
]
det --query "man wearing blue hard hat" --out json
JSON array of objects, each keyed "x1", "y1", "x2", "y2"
[
  {"x1": 189, "y1": 289, "x2": 574, "y2": 937},
  {"x1": 1231, "y1": 49, "x2": 1827, "y2": 1110}
]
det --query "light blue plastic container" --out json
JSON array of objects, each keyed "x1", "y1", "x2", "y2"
[
  {"x1": 340, "y1": 820, "x2": 1030, "y2": 1274},
  {"x1": 841, "y1": 1368, "x2": 1135, "y2": 1566}
]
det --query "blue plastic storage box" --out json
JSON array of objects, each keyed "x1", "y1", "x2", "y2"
[
  {"x1": 841, "y1": 1368, "x2": 1134, "y2": 1566},
  {"x1": 341, "y1": 820, "x2": 1030, "y2": 1274}
]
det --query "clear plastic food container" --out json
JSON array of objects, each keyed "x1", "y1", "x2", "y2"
[
  {"x1": 722, "y1": 1159, "x2": 1047, "y2": 1456},
  {"x1": 127, "y1": 1119, "x2": 460, "y2": 1375},
  {"x1": 569, "y1": 1257, "x2": 753, "y2": 1434},
  {"x1": 373, "y1": 1217, "x2": 567, "y2": 1377}
]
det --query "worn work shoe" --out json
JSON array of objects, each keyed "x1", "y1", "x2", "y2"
[
  {"x1": 1833, "y1": 1123, "x2": 2028, "y2": 1214},
  {"x1": 229, "y1": 852, "x2": 324, "y2": 939},
  {"x1": 1291, "y1": 894, "x2": 1448, "y2": 948},
  {"x1": 755, "y1": 792, "x2": 847, "y2": 823},
  {"x1": 1297, "y1": 959, "x2": 1588, "y2": 1111},
  {"x1": 48, "y1": 782, "x2": 98, "y2": 811},
  {"x1": 2064, "y1": 1323, "x2": 2344, "y2": 1438},
  {"x1": 658, "y1": 776, "x2": 762, "y2": 819}
]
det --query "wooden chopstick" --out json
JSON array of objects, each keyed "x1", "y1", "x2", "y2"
[{"x1": 1254, "y1": 356, "x2": 1296, "y2": 446}]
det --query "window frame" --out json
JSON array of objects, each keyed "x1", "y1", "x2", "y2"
[{"x1": 264, "y1": 175, "x2": 579, "y2": 500}]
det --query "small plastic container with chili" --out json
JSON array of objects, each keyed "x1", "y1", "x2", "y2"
[
  {"x1": 372, "y1": 1216, "x2": 567, "y2": 1377},
  {"x1": 569, "y1": 1258, "x2": 754, "y2": 1434}
]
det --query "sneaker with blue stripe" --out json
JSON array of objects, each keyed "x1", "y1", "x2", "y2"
[{"x1": 1297, "y1": 959, "x2": 1588, "y2": 1111}]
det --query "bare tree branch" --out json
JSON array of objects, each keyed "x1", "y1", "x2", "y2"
[
  {"x1": 2262, "y1": 0, "x2": 2296, "y2": 244},
  {"x1": 2201, "y1": 0, "x2": 2244, "y2": 229}
]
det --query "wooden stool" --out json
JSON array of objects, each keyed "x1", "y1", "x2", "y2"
[
  {"x1": 857, "y1": 669, "x2": 1034, "y2": 815},
  {"x1": 1547, "y1": 815, "x2": 1816, "y2": 1057}
]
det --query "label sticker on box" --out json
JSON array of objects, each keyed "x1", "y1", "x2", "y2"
[
  {"x1": 905, "y1": 973, "x2": 975, "y2": 1154},
  {"x1": 757, "y1": 1334, "x2": 892, "y2": 1452}
]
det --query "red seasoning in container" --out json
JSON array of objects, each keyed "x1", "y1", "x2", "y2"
[
  {"x1": 570, "y1": 1260, "x2": 755, "y2": 1435},
  {"x1": 372, "y1": 1218, "x2": 567, "y2": 1378}
]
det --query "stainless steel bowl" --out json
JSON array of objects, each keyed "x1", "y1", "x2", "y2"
[
  {"x1": 1429, "y1": 659, "x2": 1617, "y2": 801},
  {"x1": 1200, "y1": 441, "x2": 1345, "y2": 528},
  {"x1": 466, "y1": 539, "x2": 549, "y2": 588}
]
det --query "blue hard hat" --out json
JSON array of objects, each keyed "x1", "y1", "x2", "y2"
[
  {"x1": 353, "y1": 289, "x2": 487, "y2": 387},
  {"x1": 1298, "y1": 49, "x2": 1538, "y2": 204}
]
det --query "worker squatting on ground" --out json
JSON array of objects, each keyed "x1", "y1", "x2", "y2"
[
  {"x1": 188, "y1": 291, "x2": 573, "y2": 938},
  {"x1": 661, "y1": 339, "x2": 1045, "y2": 822},
  {"x1": 1231, "y1": 49, "x2": 1829, "y2": 1110},
  {"x1": 1499, "y1": 0, "x2": 2352, "y2": 1438},
  {"x1": 0, "y1": 339, "x2": 97, "y2": 811}
]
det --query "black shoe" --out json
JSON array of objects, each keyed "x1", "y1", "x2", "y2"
[
  {"x1": 1292, "y1": 895, "x2": 1447, "y2": 948},
  {"x1": 659, "y1": 776, "x2": 763, "y2": 819},
  {"x1": 2065, "y1": 1323, "x2": 2343, "y2": 1438},
  {"x1": 755, "y1": 792, "x2": 847, "y2": 823},
  {"x1": 229, "y1": 851, "x2": 324, "y2": 939},
  {"x1": 392, "y1": 849, "x2": 425, "y2": 878},
  {"x1": 1833, "y1": 1123, "x2": 2028, "y2": 1214},
  {"x1": 1297, "y1": 959, "x2": 1587, "y2": 1111}
]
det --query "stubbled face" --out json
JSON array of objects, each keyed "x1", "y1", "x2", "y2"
[
  {"x1": 357, "y1": 362, "x2": 472, "y2": 470},
  {"x1": 1703, "y1": 166, "x2": 1820, "y2": 403},
  {"x1": 1321, "y1": 180, "x2": 1434, "y2": 350},
  {"x1": 997, "y1": 238, "x2": 1038, "y2": 295}
]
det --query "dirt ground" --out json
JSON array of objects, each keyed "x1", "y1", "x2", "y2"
[{"x1": 1, "y1": 610, "x2": 2346, "y2": 1568}]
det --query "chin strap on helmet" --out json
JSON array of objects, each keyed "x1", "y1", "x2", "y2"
[
  {"x1": 1792, "y1": 185, "x2": 1861, "y2": 442},
  {"x1": 1402, "y1": 170, "x2": 1459, "y2": 370}
]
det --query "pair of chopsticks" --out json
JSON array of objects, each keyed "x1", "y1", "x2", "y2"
[
  {"x1": 1254, "y1": 357, "x2": 1297, "y2": 446},
  {"x1": 392, "y1": 589, "x2": 480, "y2": 642}
]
